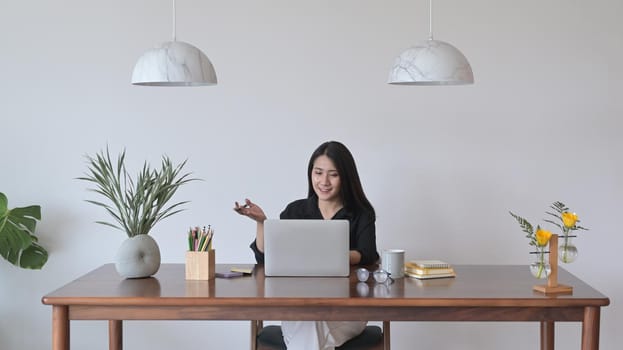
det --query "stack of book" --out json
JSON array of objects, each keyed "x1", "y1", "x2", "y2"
[{"x1": 404, "y1": 260, "x2": 456, "y2": 279}]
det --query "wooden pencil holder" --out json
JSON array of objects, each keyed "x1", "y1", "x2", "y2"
[{"x1": 185, "y1": 250, "x2": 215, "y2": 280}]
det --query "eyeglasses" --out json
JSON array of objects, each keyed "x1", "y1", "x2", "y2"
[{"x1": 356, "y1": 268, "x2": 394, "y2": 284}]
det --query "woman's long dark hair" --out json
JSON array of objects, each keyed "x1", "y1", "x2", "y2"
[{"x1": 307, "y1": 141, "x2": 375, "y2": 217}]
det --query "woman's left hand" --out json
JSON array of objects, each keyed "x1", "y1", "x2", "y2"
[{"x1": 234, "y1": 198, "x2": 267, "y2": 223}]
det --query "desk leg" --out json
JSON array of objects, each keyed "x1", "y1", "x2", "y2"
[
  {"x1": 52, "y1": 305, "x2": 69, "y2": 350},
  {"x1": 382, "y1": 321, "x2": 391, "y2": 350},
  {"x1": 582, "y1": 307, "x2": 600, "y2": 350},
  {"x1": 250, "y1": 320, "x2": 262, "y2": 350},
  {"x1": 109, "y1": 320, "x2": 122, "y2": 350},
  {"x1": 540, "y1": 321, "x2": 554, "y2": 350}
]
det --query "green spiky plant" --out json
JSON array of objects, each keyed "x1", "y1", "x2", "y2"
[
  {"x1": 0, "y1": 192, "x2": 48, "y2": 269},
  {"x1": 77, "y1": 148, "x2": 198, "y2": 237}
]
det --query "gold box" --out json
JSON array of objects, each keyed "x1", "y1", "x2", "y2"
[{"x1": 185, "y1": 250, "x2": 215, "y2": 280}]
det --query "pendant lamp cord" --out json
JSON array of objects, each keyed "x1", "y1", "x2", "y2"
[
  {"x1": 172, "y1": 0, "x2": 177, "y2": 41},
  {"x1": 428, "y1": 0, "x2": 434, "y2": 40}
]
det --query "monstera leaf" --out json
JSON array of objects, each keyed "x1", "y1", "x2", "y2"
[{"x1": 0, "y1": 192, "x2": 47, "y2": 269}]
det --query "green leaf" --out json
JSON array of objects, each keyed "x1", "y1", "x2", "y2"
[
  {"x1": 0, "y1": 193, "x2": 7, "y2": 214},
  {"x1": 509, "y1": 211, "x2": 537, "y2": 247},
  {"x1": 0, "y1": 192, "x2": 46, "y2": 269},
  {"x1": 18, "y1": 240, "x2": 48, "y2": 269},
  {"x1": 9, "y1": 205, "x2": 41, "y2": 233},
  {"x1": 509, "y1": 211, "x2": 534, "y2": 235},
  {"x1": 550, "y1": 201, "x2": 568, "y2": 214},
  {"x1": 543, "y1": 218, "x2": 562, "y2": 231}
]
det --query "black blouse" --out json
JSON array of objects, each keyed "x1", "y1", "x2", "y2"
[{"x1": 250, "y1": 196, "x2": 379, "y2": 265}]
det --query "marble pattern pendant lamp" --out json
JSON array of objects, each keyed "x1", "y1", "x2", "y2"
[
  {"x1": 388, "y1": 0, "x2": 473, "y2": 85},
  {"x1": 131, "y1": 0, "x2": 217, "y2": 86}
]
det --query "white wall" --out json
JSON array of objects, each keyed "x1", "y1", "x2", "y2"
[{"x1": 1, "y1": 0, "x2": 621, "y2": 349}]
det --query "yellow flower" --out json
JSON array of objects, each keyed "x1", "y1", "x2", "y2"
[
  {"x1": 535, "y1": 228, "x2": 553, "y2": 247},
  {"x1": 562, "y1": 212, "x2": 578, "y2": 228}
]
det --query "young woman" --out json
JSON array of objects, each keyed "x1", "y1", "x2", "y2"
[{"x1": 234, "y1": 141, "x2": 378, "y2": 350}]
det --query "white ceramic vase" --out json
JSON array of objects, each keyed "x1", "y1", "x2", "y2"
[{"x1": 115, "y1": 234, "x2": 161, "y2": 279}]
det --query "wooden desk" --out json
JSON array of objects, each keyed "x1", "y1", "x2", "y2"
[{"x1": 42, "y1": 264, "x2": 609, "y2": 350}]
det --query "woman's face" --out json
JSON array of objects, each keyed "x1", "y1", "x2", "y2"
[{"x1": 311, "y1": 155, "x2": 342, "y2": 203}]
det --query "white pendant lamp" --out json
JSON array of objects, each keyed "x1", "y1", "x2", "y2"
[
  {"x1": 388, "y1": 0, "x2": 473, "y2": 85},
  {"x1": 132, "y1": 0, "x2": 217, "y2": 86}
]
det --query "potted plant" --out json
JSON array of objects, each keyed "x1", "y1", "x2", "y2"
[
  {"x1": 78, "y1": 148, "x2": 198, "y2": 278},
  {"x1": 0, "y1": 192, "x2": 47, "y2": 269}
]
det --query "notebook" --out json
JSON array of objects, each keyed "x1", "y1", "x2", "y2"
[{"x1": 263, "y1": 219, "x2": 350, "y2": 277}]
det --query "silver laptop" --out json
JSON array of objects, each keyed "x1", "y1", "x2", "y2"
[{"x1": 264, "y1": 219, "x2": 350, "y2": 277}]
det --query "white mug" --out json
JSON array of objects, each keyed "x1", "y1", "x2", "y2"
[{"x1": 382, "y1": 249, "x2": 405, "y2": 278}]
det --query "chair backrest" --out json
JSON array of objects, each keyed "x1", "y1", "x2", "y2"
[{"x1": 251, "y1": 320, "x2": 390, "y2": 350}]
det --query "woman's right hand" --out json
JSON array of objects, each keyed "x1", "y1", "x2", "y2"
[{"x1": 233, "y1": 198, "x2": 267, "y2": 223}]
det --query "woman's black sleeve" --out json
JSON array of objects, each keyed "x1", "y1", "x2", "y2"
[
  {"x1": 354, "y1": 213, "x2": 379, "y2": 265},
  {"x1": 249, "y1": 239, "x2": 265, "y2": 264}
]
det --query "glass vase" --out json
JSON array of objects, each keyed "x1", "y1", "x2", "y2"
[
  {"x1": 529, "y1": 250, "x2": 551, "y2": 279},
  {"x1": 559, "y1": 235, "x2": 578, "y2": 263}
]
